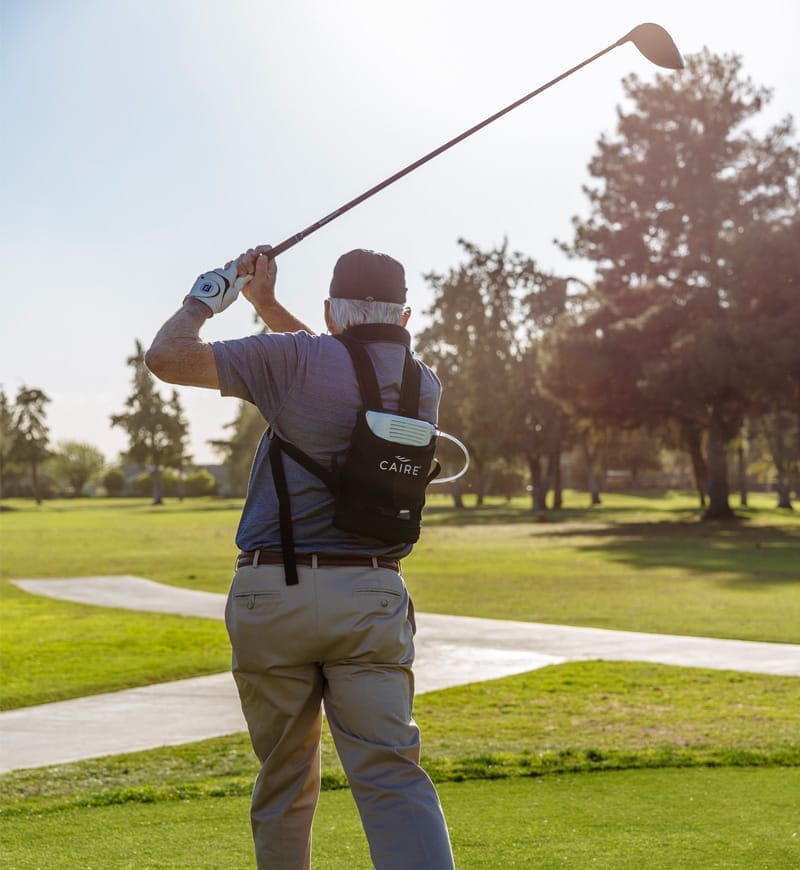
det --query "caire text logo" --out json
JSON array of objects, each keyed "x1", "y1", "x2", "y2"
[{"x1": 379, "y1": 456, "x2": 422, "y2": 476}]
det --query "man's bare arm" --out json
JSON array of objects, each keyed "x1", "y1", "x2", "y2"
[
  {"x1": 145, "y1": 298, "x2": 219, "y2": 389},
  {"x1": 252, "y1": 297, "x2": 316, "y2": 334},
  {"x1": 146, "y1": 246, "x2": 316, "y2": 388},
  {"x1": 243, "y1": 251, "x2": 316, "y2": 334}
]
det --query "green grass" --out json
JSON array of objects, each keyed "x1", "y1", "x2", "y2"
[
  {"x1": 413, "y1": 491, "x2": 800, "y2": 641},
  {"x1": 3, "y1": 660, "x2": 798, "y2": 864},
  {"x1": 2, "y1": 769, "x2": 798, "y2": 869},
  {"x1": 0, "y1": 581, "x2": 230, "y2": 711},
  {"x1": 0, "y1": 498, "x2": 241, "y2": 710},
  {"x1": 3, "y1": 661, "x2": 797, "y2": 814},
  {"x1": 1, "y1": 493, "x2": 799, "y2": 710},
  {"x1": 407, "y1": 520, "x2": 800, "y2": 641},
  {"x1": 0, "y1": 497, "x2": 243, "y2": 587},
  {"x1": 1, "y1": 494, "x2": 798, "y2": 866}
]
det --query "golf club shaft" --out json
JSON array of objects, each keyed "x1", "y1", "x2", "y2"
[{"x1": 267, "y1": 38, "x2": 625, "y2": 258}]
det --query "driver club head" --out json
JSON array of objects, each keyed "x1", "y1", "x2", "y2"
[{"x1": 620, "y1": 23, "x2": 686, "y2": 70}]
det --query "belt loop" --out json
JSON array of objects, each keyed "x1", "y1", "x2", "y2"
[
  {"x1": 371, "y1": 556, "x2": 378, "y2": 569},
  {"x1": 252, "y1": 549, "x2": 260, "y2": 568},
  {"x1": 311, "y1": 553, "x2": 318, "y2": 570}
]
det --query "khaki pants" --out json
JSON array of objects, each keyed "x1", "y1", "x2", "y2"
[{"x1": 225, "y1": 561, "x2": 455, "y2": 870}]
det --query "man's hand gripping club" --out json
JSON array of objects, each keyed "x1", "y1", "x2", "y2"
[
  {"x1": 185, "y1": 245, "x2": 274, "y2": 316},
  {"x1": 191, "y1": 246, "x2": 311, "y2": 334}
]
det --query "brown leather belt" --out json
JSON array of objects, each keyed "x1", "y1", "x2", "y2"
[{"x1": 236, "y1": 550, "x2": 400, "y2": 572}]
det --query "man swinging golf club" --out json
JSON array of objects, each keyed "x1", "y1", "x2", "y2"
[
  {"x1": 146, "y1": 22, "x2": 684, "y2": 867},
  {"x1": 146, "y1": 246, "x2": 455, "y2": 869}
]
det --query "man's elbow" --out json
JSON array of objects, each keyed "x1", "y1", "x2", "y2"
[
  {"x1": 144, "y1": 343, "x2": 175, "y2": 383},
  {"x1": 144, "y1": 340, "x2": 219, "y2": 389}
]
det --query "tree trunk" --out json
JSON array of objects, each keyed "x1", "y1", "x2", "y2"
[
  {"x1": 773, "y1": 424, "x2": 793, "y2": 509},
  {"x1": 762, "y1": 412, "x2": 795, "y2": 510},
  {"x1": 152, "y1": 467, "x2": 163, "y2": 506},
  {"x1": 31, "y1": 460, "x2": 42, "y2": 505},
  {"x1": 775, "y1": 475, "x2": 794, "y2": 510},
  {"x1": 682, "y1": 423, "x2": 707, "y2": 508},
  {"x1": 588, "y1": 469, "x2": 601, "y2": 505},
  {"x1": 794, "y1": 408, "x2": 800, "y2": 501},
  {"x1": 703, "y1": 411, "x2": 734, "y2": 520},
  {"x1": 549, "y1": 450, "x2": 563, "y2": 510},
  {"x1": 477, "y1": 467, "x2": 494, "y2": 506},
  {"x1": 527, "y1": 453, "x2": 547, "y2": 513},
  {"x1": 580, "y1": 436, "x2": 601, "y2": 506},
  {"x1": 450, "y1": 477, "x2": 465, "y2": 509},
  {"x1": 737, "y1": 443, "x2": 748, "y2": 507}
]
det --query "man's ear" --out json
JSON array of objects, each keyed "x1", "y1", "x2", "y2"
[{"x1": 401, "y1": 306, "x2": 411, "y2": 327}]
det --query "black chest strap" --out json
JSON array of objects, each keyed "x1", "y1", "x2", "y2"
[
  {"x1": 334, "y1": 334, "x2": 422, "y2": 416},
  {"x1": 267, "y1": 335, "x2": 423, "y2": 585}
]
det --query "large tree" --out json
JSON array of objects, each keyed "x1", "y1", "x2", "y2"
[
  {"x1": 542, "y1": 50, "x2": 799, "y2": 518},
  {"x1": 513, "y1": 272, "x2": 576, "y2": 511},
  {"x1": 111, "y1": 340, "x2": 190, "y2": 504},
  {"x1": 10, "y1": 387, "x2": 51, "y2": 504},
  {"x1": 417, "y1": 239, "x2": 573, "y2": 510},
  {"x1": 416, "y1": 240, "x2": 523, "y2": 505},
  {"x1": 49, "y1": 440, "x2": 107, "y2": 496}
]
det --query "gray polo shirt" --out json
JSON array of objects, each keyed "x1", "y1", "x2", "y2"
[{"x1": 211, "y1": 324, "x2": 441, "y2": 557}]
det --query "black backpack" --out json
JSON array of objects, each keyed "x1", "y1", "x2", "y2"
[{"x1": 267, "y1": 334, "x2": 440, "y2": 584}]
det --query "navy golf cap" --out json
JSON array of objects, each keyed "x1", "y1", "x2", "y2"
[{"x1": 329, "y1": 249, "x2": 407, "y2": 303}]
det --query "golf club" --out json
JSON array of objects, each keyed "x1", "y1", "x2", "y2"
[{"x1": 263, "y1": 23, "x2": 684, "y2": 258}]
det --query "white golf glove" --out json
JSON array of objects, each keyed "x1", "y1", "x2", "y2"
[{"x1": 186, "y1": 263, "x2": 251, "y2": 316}]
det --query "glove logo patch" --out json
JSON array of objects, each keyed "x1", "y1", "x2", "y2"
[{"x1": 188, "y1": 265, "x2": 239, "y2": 315}]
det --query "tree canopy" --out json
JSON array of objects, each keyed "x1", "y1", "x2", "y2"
[
  {"x1": 49, "y1": 441, "x2": 107, "y2": 496},
  {"x1": 538, "y1": 50, "x2": 799, "y2": 517},
  {"x1": 416, "y1": 239, "x2": 574, "y2": 509},
  {"x1": 111, "y1": 340, "x2": 190, "y2": 504},
  {"x1": 8, "y1": 386, "x2": 51, "y2": 504}
]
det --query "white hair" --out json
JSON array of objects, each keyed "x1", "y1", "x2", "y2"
[{"x1": 327, "y1": 297, "x2": 406, "y2": 331}]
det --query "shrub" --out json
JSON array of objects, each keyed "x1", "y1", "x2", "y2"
[
  {"x1": 184, "y1": 469, "x2": 217, "y2": 497},
  {"x1": 132, "y1": 469, "x2": 216, "y2": 498},
  {"x1": 103, "y1": 468, "x2": 126, "y2": 496},
  {"x1": 133, "y1": 469, "x2": 180, "y2": 498}
]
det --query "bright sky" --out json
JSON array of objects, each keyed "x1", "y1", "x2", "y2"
[{"x1": 2, "y1": 0, "x2": 798, "y2": 465}]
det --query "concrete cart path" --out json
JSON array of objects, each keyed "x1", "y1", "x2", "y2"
[{"x1": 3, "y1": 576, "x2": 800, "y2": 774}]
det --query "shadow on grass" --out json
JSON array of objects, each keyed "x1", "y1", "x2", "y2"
[
  {"x1": 422, "y1": 502, "x2": 702, "y2": 527},
  {"x1": 422, "y1": 499, "x2": 800, "y2": 588},
  {"x1": 0, "y1": 495, "x2": 244, "y2": 514},
  {"x1": 19, "y1": 499, "x2": 246, "y2": 515},
  {"x1": 549, "y1": 521, "x2": 800, "y2": 588},
  {"x1": 140, "y1": 502, "x2": 244, "y2": 514}
]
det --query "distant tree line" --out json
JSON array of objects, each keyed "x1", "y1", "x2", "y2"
[
  {"x1": 1, "y1": 384, "x2": 111, "y2": 500},
  {"x1": 1, "y1": 341, "x2": 217, "y2": 503}
]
